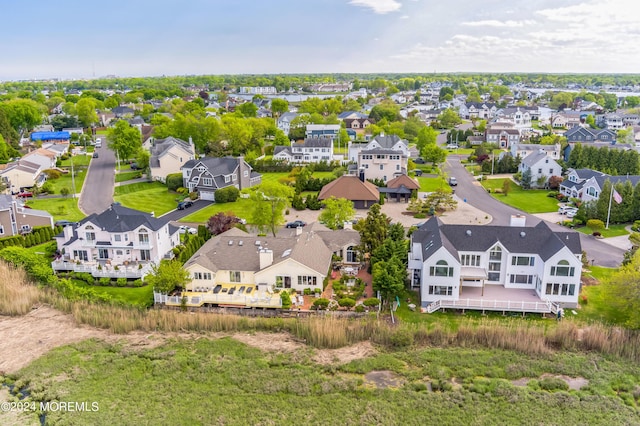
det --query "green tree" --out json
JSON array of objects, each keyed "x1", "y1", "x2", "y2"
[
  {"x1": 356, "y1": 203, "x2": 389, "y2": 256},
  {"x1": 0, "y1": 99, "x2": 44, "y2": 132},
  {"x1": 107, "y1": 120, "x2": 142, "y2": 160},
  {"x1": 135, "y1": 149, "x2": 150, "y2": 171},
  {"x1": 318, "y1": 197, "x2": 355, "y2": 230},
  {"x1": 369, "y1": 100, "x2": 401, "y2": 122},
  {"x1": 146, "y1": 260, "x2": 191, "y2": 294},
  {"x1": 421, "y1": 144, "x2": 446, "y2": 166},
  {"x1": 76, "y1": 97, "x2": 99, "y2": 127},
  {"x1": 237, "y1": 102, "x2": 258, "y2": 118},
  {"x1": 250, "y1": 181, "x2": 294, "y2": 237},
  {"x1": 416, "y1": 126, "x2": 437, "y2": 153},
  {"x1": 437, "y1": 109, "x2": 462, "y2": 128},
  {"x1": 521, "y1": 168, "x2": 532, "y2": 189},
  {"x1": 372, "y1": 257, "x2": 405, "y2": 308},
  {"x1": 270, "y1": 98, "x2": 289, "y2": 117},
  {"x1": 502, "y1": 179, "x2": 511, "y2": 196},
  {"x1": 602, "y1": 251, "x2": 640, "y2": 328}
]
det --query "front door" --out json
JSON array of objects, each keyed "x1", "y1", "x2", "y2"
[
  {"x1": 140, "y1": 250, "x2": 151, "y2": 261},
  {"x1": 98, "y1": 248, "x2": 109, "y2": 259}
]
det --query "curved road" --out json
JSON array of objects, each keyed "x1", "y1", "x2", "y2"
[
  {"x1": 444, "y1": 155, "x2": 624, "y2": 267},
  {"x1": 79, "y1": 145, "x2": 116, "y2": 215}
]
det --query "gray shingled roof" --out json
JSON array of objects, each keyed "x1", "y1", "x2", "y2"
[
  {"x1": 521, "y1": 150, "x2": 550, "y2": 168},
  {"x1": 182, "y1": 157, "x2": 240, "y2": 177},
  {"x1": 371, "y1": 134, "x2": 407, "y2": 149},
  {"x1": 149, "y1": 136, "x2": 193, "y2": 168},
  {"x1": 79, "y1": 204, "x2": 173, "y2": 233},
  {"x1": 413, "y1": 217, "x2": 582, "y2": 262},
  {"x1": 293, "y1": 138, "x2": 332, "y2": 148},
  {"x1": 273, "y1": 146, "x2": 291, "y2": 156}
]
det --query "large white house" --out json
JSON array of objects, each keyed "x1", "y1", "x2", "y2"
[
  {"x1": 52, "y1": 204, "x2": 180, "y2": 279},
  {"x1": 409, "y1": 217, "x2": 583, "y2": 313},
  {"x1": 518, "y1": 150, "x2": 562, "y2": 188},
  {"x1": 273, "y1": 138, "x2": 333, "y2": 164},
  {"x1": 347, "y1": 134, "x2": 409, "y2": 163}
]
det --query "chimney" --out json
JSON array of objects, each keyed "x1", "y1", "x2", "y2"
[
  {"x1": 259, "y1": 248, "x2": 273, "y2": 269},
  {"x1": 510, "y1": 214, "x2": 526, "y2": 227},
  {"x1": 63, "y1": 224, "x2": 75, "y2": 240},
  {"x1": 359, "y1": 168, "x2": 365, "y2": 182}
]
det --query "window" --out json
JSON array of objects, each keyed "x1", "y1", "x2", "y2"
[
  {"x1": 197, "y1": 166, "x2": 205, "y2": 172},
  {"x1": 73, "y1": 250, "x2": 88, "y2": 261},
  {"x1": 298, "y1": 276, "x2": 317, "y2": 286},
  {"x1": 230, "y1": 271, "x2": 241, "y2": 282},
  {"x1": 138, "y1": 229, "x2": 149, "y2": 244},
  {"x1": 461, "y1": 254, "x2": 480, "y2": 267},
  {"x1": 114, "y1": 234, "x2": 121, "y2": 242},
  {"x1": 115, "y1": 250, "x2": 123, "y2": 256},
  {"x1": 85, "y1": 231, "x2": 96, "y2": 241},
  {"x1": 244, "y1": 170, "x2": 249, "y2": 177},
  {"x1": 396, "y1": 165, "x2": 400, "y2": 170},
  {"x1": 0, "y1": 225, "x2": 4, "y2": 235},
  {"x1": 511, "y1": 256, "x2": 534, "y2": 266},
  {"x1": 430, "y1": 260, "x2": 454, "y2": 277},
  {"x1": 224, "y1": 176, "x2": 231, "y2": 183},
  {"x1": 586, "y1": 187, "x2": 598, "y2": 197},
  {"x1": 275, "y1": 276, "x2": 291, "y2": 288},
  {"x1": 428, "y1": 285, "x2": 453, "y2": 295},
  {"x1": 538, "y1": 168, "x2": 542, "y2": 173},
  {"x1": 551, "y1": 260, "x2": 575, "y2": 277},
  {"x1": 140, "y1": 249, "x2": 151, "y2": 261},
  {"x1": 98, "y1": 248, "x2": 109, "y2": 259},
  {"x1": 232, "y1": 174, "x2": 237, "y2": 181},
  {"x1": 510, "y1": 274, "x2": 534, "y2": 284},
  {"x1": 380, "y1": 165, "x2": 384, "y2": 170},
  {"x1": 194, "y1": 272, "x2": 212, "y2": 280},
  {"x1": 202, "y1": 177, "x2": 213, "y2": 186},
  {"x1": 489, "y1": 246, "x2": 502, "y2": 261},
  {"x1": 346, "y1": 246, "x2": 357, "y2": 263}
]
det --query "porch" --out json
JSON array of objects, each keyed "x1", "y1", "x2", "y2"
[
  {"x1": 51, "y1": 259, "x2": 153, "y2": 279},
  {"x1": 425, "y1": 285, "x2": 558, "y2": 315},
  {"x1": 154, "y1": 284, "x2": 282, "y2": 309}
]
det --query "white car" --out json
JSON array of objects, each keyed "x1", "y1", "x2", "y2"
[
  {"x1": 565, "y1": 208, "x2": 579, "y2": 218},
  {"x1": 446, "y1": 144, "x2": 459, "y2": 150},
  {"x1": 179, "y1": 226, "x2": 197, "y2": 234},
  {"x1": 558, "y1": 205, "x2": 577, "y2": 215}
]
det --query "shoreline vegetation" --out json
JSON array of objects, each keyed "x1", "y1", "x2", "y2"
[{"x1": 1, "y1": 261, "x2": 638, "y2": 363}]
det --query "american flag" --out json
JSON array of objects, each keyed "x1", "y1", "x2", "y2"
[{"x1": 613, "y1": 188, "x2": 623, "y2": 204}]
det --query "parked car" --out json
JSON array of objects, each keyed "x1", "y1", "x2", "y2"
[
  {"x1": 558, "y1": 205, "x2": 577, "y2": 215},
  {"x1": 285, "y1": 220, "x2": 306, "y2": 228},
  {"x1": 177, "y1": 200, "x2": 193, "y2": 210},
  {"x1": 448, "y1": 177, "x2": 458, "y2": 186},
  {"x1": 16, "y1": 191, "x2": 33, "y2": 198},
  {"x1": 414, "y1": 169, "x2": 423, "y2": 177},
  {"x1": 566, "y1": 209, "x2": 578, "y2": 218},
  {"x1": 446, "y1": 144, "x2": 459, "y2": 150},
  {"x1": 55, "y1": 220, "x2": 76, "y2": 227},
  {"x1": 179, "y1": 226, "x2": 197, "y2": 234},
  {"x1": 93, "y1": 152, "x2": 99, "y2": 158},
  {"x1": 413, "y1": 157, "x2": 426, "y2": 164},
  {"x1": 95, "y1": 138, "x2": 102, "y2": 148},
  {"x1": 130, "y1": 162, "x2": 139, "y2": 170}
]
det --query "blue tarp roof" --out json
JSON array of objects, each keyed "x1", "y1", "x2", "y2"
[{"x1": 31, "y1": 131, "x2": 70, "y2": 141}]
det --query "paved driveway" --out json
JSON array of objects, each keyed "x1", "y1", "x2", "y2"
[
  {"x1": 78, "y1": 145, "x2": 116, "y2": 215},
  {"x1": 159, "y1": 200, "x2": 213, "y2": 221},
  {"x1": 443, "y1": 155, "x2": 625, "y2": 267}
]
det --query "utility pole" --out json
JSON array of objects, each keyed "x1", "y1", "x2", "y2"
[{"x1": 71, "y1": 155, "x2": 76, "y2": 199}]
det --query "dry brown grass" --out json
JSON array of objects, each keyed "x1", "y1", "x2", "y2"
[{"x1": 0, "y1": 264, "x2": 43, "y2": 316}]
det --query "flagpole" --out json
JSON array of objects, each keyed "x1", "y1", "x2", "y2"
[{"x1": 606, "y1": 184, "x2": 613, "y2": 230}]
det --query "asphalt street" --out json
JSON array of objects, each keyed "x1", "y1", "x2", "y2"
[
  {"x1": 443, "y1": 155, "x2": 625, "y2": 267},
  {"x1": 78, "y1": 144, "x2": 116, "y2": 215}
]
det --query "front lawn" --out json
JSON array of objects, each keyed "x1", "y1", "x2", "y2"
[
  {"x1": 25, "y1": 197, "x2": 85, "y2": 221},
  {"x1": 481, "y1": 178, "x2": 558, "y2": 213},
  {"x1": 445, "y1": 148, "x2": 474, "y2": 156},
  {"x1": 114, "y1": 182, "x2": 180, "y2": 216},
  {"x1": 47, "y1": 154, "x2": 92, "y2": 195},
  {"x1": 115, "y1": 170, "x2": 143, "y2": 183},
  {"x1": 179, "y1": 198, "x2": 254, "y2": 223},
  {"x1": 575, "y1": 224, "x2": 629, "y2": 238},
  {"x1": 417, "y1": 176, "x2": 452, "y2": 193}
]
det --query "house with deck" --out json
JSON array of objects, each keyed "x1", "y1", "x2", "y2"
[
  {"x1": 408, "y1": 216, "x2": 582, "y2": 314},
  {"x1": 51, "y1": 204, "x2": 180, "y2": 279}
]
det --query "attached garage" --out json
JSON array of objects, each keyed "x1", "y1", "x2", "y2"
[{"x1": 199, "y1": 190, "x2": 215, "y2": 201}]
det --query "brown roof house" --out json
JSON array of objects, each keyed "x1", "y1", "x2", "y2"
[
  {"x1": 318, "y1": 175, "x2": 379, "y2": 209},
  {"x1": 381, "y1": 174, "x2": 420, "y2": 202}
]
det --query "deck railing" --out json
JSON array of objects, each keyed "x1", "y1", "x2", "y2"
[
  {"x1": 154, "y1": 292, "x2": 282, "y2": 309},
  {"x1": 426, "y1": 298, "x2": 555, "y2": 314},
  {"x1": 51, "y1": 260, "x2": 153, "y2": 279}
]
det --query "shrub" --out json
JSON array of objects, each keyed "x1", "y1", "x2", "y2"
[
  {"x1": 60, "y1": 187, "x2": 70, "y2": 197},
  {"x1": 189, "y1": 191, "x2": 198, "y2": 200},
  {"x1": 314, "y1": 288, "x2": 322, "y2": 295},
  {"x1": 176, "y1": 187, "x2": 188, "y2": 194},
  {"x1": 116, "y1": 277, "x2": 127, "y2": 287},
  {"x1": 338, "y1": 298, "x2": 356, "y2": 310},
  {"x1": 41, "y1": 182, "x2": 54, "y2": 194},
  {"x1": 414, "y1": 213, "x2": 426, "y2": 219},
  {"x1": 312, "y1": 298, "x2": 330, "y2": 310},
  {"x1": 547, "y1": 191, "x2": 560, "y2": 198},
  {"x1": 363, "y1": 297, "x2": 381, "y2": 307},
  {"x1": 303, "y1": 288, "x2": 311, "y2": 296},
  {"x1": 389, "y1": 327, "x2": 414, "y2": 348},
  {"x1": 44, "y1": 169, "x2": 62, "y2": 179},
  {"x1": 539, "y1": 377, "x2": 569, "y2": 392},
  {"x1": 132, "y1": 279, "x2": 143, "y2": 287},
  {"x1": 214, "y1": 186, "x2": 240, "y2": 203},
  {"x1": 593, "y1": 231, "x2": 602, "y2": 237},
  {"x1": 166, "y1": 173, "x2": 184, "y2": 191},
  {"x1": 354, "y1": 305, "x2": 365, "y2": 313},
  {"x1": 632, "y1": 220, "x2": 640, "y2": 232},
  {"x1": 280, "y1": 291, "x2": 292, "y2": 309},
  {"x1": 99, "y1": 277, "x2": 111, "y2": 286}
]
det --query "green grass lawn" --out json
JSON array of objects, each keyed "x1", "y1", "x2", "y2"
[
  {"x1": 261, "y1": 171, "x2": 336, "y2": 186},
  {"x1": 25, "y1": 197, "x2": 85, "y2": 221},
  {"x1": 59, "y1": 155, "x2": 91, "y2": 168},
  {"x1": 47, "y1": 154, "x2": 92, "y2": 195},
  {"x1": 115, "y1": 170, "x2": 143, "y2": 183},
  {"x1": 445, "y1": 148, "x2": 474, "y2": 156},
  {"x1": 481, "y1": 178, "x2": 558, "y2": 213},
  {"x1": 575, "y1": 224, "x2": 629, "y2": 238},
  {"x1": 114, "y1": 182, "x2": 180, "y2": 216},
  {"x1": 179, "y1": 198, "x2": 254, "y2": 223},
  {"x1": 72, "y1": 280, "x2": 153, "y2": 307},
  {"x1": 575, "y1": 266, "x2": 623, "y2": 324},
  {"x1": 417, "y1": 176, "x2": 452, "y2": 193}
]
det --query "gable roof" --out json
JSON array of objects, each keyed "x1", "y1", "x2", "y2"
[
  {"x1": 413, "y1": 217, "x2": 582, "y2": 262},
  {"x1": 79, "y1": 204, "x2": 173, "y2": 233},
  {"x1": 182, "y1": 156, "x2": 242, "y2": 177},
  {"x1": 293, "y1": 138, "x2": 332, "y2": 148},
  {"x1": 386, "y1": 174, "x2": 420, "y2": 190},
  {"x1": 150, "y1": 136, "x2": 194, "y2": 168},
  {"x1": 371, "y1": 134, "x2": 407, "y2": 149},
  {"x1": 273, "y1": 146, "x2": 292, "y2": 157},
  {"x1": 318, "y1": 175, "x2": 379, "y2": 201},
  {"x1": 521, "y1": 150, "x2": 556, "y2": 168}
]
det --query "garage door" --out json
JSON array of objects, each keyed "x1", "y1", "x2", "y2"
[{"x1": 200, "y1": 191, "x2": 215, "y2": 201}]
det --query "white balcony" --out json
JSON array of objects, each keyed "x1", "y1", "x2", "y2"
[{"x1": 51, "y1": 260, "x2": 154, "y2": 279}]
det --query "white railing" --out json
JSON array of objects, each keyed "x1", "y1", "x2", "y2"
[
  {"x1": 154, "y1": 292, "x2": 282, "y2": 308},
  {"x1": 426, "y1": 298, "x2": 554, "y2": 314},
  {"x1": 51, "y1": 261, "x2": 153, "y2": 278}
]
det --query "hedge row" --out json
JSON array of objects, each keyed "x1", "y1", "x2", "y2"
[{"x1": 0, "y1": 225, "x2": 62, "y2": 249}]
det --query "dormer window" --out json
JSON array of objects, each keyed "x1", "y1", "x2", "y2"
[{"x1": 225, "y1": 176, "x2": 231, "y2": 183}]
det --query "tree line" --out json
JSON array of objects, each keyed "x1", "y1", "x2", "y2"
[{"x1": 567, "y1": 144, "x2": 640, "y2": 176}]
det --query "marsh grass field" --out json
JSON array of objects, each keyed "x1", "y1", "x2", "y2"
[{"x1": 1, "y1": 262, "x2": 640, "y2": 425}]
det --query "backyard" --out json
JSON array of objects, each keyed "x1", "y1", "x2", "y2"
[
  {"x1": 25, "y1": 197, "x2": 84, "y2": 221},
  {"x1": 481, "y1": 178, "x2": 559, "y2": 213},
  {"x1": 114, "y1": 182, "x2": 181, "y2": 216},
  {"x1": 417, "y1": 176, "x2": 452, "y2": 193},
  {"x1": 575, "y1": 223, "x2": 629, "y2": 238},
  {"x1": 72, "y1": 280, "x2": 154, "y2": 307},
  {"x1": 179, "y1": 197, "x2": 254, "y2": 223}
]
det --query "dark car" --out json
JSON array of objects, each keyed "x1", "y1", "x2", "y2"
[
  {"x1": 55, "y1": 220, "x2": 76, "y2": 227},
  {"x1": 130, "y1": 162, "x2": 139, "y2": 170},
  {"x1": 93, "y1": 152, "x2": 99, "y2": 158},
  {"x1": 177, "y1": 200, "x2": 193, "y2": 210},
  {"x1": 285, "y1": 220, "x2": 307, "y2": 228},
  {"x1": 448, "y1": 177, "x2": 458, "y2": 186},
  {"x1": 413, "y1": 157, "x2": 426, "y2": 164}
]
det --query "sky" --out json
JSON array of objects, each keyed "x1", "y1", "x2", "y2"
[{"x1": 1, "y1": 0, "x2": 639, "y2": 81}]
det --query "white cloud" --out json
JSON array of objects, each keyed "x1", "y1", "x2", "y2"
[
  {"x1": 348, "y1": 0, "x2": 402, "y2": 14},
  {"x1": 461, "y1": 19, "x2": 535, "y2": 28},
  {"x1": 400, "y1": 14, "x2": 409, "y2": 19}
]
